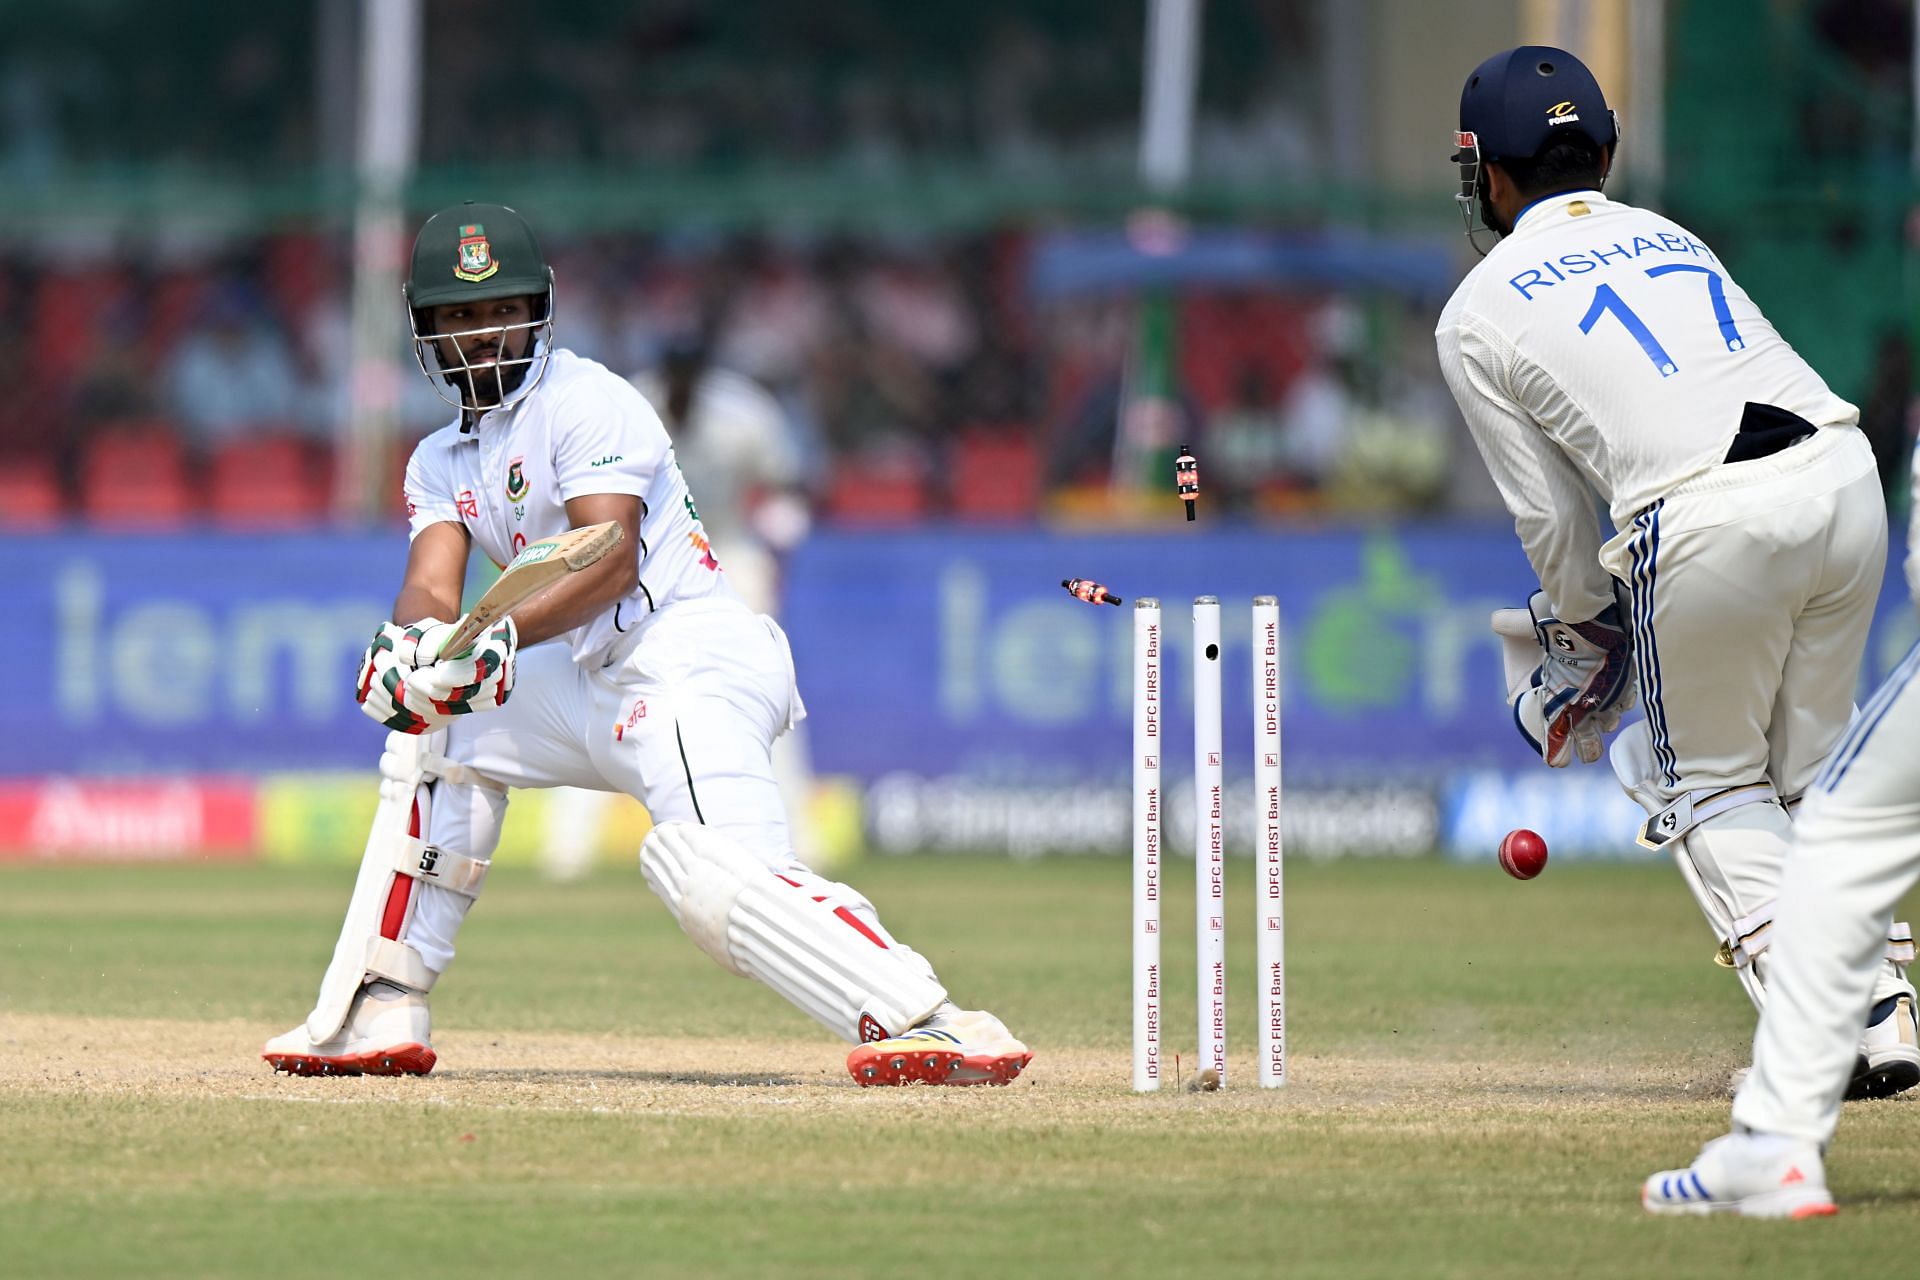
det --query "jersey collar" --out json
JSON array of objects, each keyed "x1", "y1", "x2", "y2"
[
  {"x1": 456, "y1": 397, "x2": 522, "y2": 439},
  {"x1": 1511, "y1": 188, "x2": 1606, "y2": 234}
]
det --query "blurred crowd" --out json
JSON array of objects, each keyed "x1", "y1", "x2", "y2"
[
  {"x1": 2, "y1": 0, "x2": 1910, "y2": 528},
  {"x1": 0, "y1": 2, "x2": 1313, "y2": 187},
  {"x1": 0, "y1": 1, "x2": 1489, "y2": 528},
  {"x1": 0, "y1": 225, "x2": 1473, "y2": 527}
]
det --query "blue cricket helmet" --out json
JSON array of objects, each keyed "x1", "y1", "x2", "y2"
[{"x1": 1452, "y1": 46, "x2": 1620, "y2": 250}]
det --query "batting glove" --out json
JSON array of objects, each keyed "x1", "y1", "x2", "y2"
[
  {"x1": 407, "y1": 618, "x2": 517, "y2": 716},
  {"x1": 355, "y1": 617, "x2": 510, "y2": 735}
]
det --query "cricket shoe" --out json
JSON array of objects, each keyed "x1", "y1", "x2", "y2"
[
  {"x1": 1724, "y1": 994, "x2": 1920, "y2": 1101},
  {"x1": 261, "y1": 981, "x2": 436, "y2": 1077},
  {"x1": 1849, "y1": 993, "x2": 1920, "y2": 1100},
  {"x1": 847, "y1": 1008, "x2": 1032, "y2": 1087},
  {"x1": 1642, "y1": 1131, "x2": 1836, "y2": 1219}
]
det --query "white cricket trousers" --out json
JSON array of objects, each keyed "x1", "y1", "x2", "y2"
[
  {"x1": 1595, "y1": 428, "x2": 1900, "y2": 1008},
  {"x1": 1732, "y1": 640, "x2": 1920, "y2": 1145},
  {"x1": 399, "y1": 597, "x2": 923, "y2": 980},
  {"x1": 1597, "y1": 427, "x2": 1885, "y2": 803}
]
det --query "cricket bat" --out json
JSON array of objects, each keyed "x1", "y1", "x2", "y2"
[{"x1": 441, "y1": 520, "x2": 626, "y2": 657}]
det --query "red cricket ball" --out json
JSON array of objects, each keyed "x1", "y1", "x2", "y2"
[{"x1": 1498, "y1": 828, "x2": 1549, "y2": 880}]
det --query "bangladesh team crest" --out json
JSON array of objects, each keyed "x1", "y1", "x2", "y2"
[
  {"x1": 454, "y1": 223, "x2": 500, "y2": 283},
  {"x1": 505, "y1": 457, "x2": 529, "y2": 502}
]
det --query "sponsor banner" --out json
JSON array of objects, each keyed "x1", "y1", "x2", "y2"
[
  {"x1": 0, "y1": 530, "x2": 404, "y2": 775},
  {"x1": 252, "y1": 773, "x2": 864, "y2": 870},
  {"x1": 258, "y1": 774, "x2": 615, "y2": 868},
  {"x1": 1440, "y1": 767, "x2": 1661, "y2": 863},
  {"x1": 0, "y1": 777, "x2": 256, "y2": 860},
  {"x1": 784, "y1": 524, "x2": 1920, "y2": 791},
  {"x1": 1, "y1": 522, "x2": 1913, "y2": 859},
  {"x1": 864, "y1": 773, "x2": 1438, "y2": 861}
]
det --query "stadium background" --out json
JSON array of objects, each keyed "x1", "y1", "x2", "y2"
[{"x1": 2, "y1": 0, "x2": 1915, "y2": 874}]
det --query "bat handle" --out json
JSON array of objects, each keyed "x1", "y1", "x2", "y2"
[{"x1": 438, "y1": 613, "x2": 482, "y2": 660}]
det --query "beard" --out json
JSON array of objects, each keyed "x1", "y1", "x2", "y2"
[
  {"x1": 439, "y1": 342, "x2": 534, "y2": 408},
  {"x1": 1477, "y1": 182, "x2": 1513, "y2": 239}
]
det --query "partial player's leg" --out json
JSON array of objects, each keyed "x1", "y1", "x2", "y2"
[
  {"x1": 1604, "y1": 479, "x2": 1910, "y2": 1080},
  {"x1": 603, "y1": 604, "x2": 1032, "y2": 1084},
  {"x1": 1763, "y1": 463, "x2": 1917, "y2": 1090},
  {"x1": 261, "y1": 727, "x2": 506, "y2": 1075},
  {"x1": 719, "y1": 541, "x2": 824, "y2": 867},
  {"x1": 1643, "y1": 642, "x2": 1920, "y2": 1218},
  {"x1": 1737, "y1": 641, "x2": 1920, "y2": 1143},
  {"x1": 264, "y1": 645, "x2": 608, "y2": 1075},
  {"x1": 1606, "y1": 499, "x2": 1807, "y2": 1009}
]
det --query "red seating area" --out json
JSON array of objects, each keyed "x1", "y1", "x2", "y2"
[
  {"x1": 948, "y1": 429, "x2": 1040, "y2": 520},
  {"x1": 821, "y1": 427, "x2": 1042, "y2": 525},
  {"x1": 0, "y1": 426, "x2": 335, "y2": 529},
  {"x1": 3, "y1": 424, "x2": 1048, "y2": 528},
  {"x1": 208, "y1": 435, "x2": 332, "y2": 525},
  {"x1": 8, "y1": 455, "x2": 64, "y2": 528}
]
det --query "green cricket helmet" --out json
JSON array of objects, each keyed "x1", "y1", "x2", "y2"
[{"x1": 403, "y1": 201, "x2": 556, "y2": 412}]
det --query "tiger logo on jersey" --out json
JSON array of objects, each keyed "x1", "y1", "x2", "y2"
[
  {"x1": 505, "y1": 457, "x2": 529, "y2": 502},
  {"x1": 454, "y1": 224, "x2": 500, "y2": 283}
]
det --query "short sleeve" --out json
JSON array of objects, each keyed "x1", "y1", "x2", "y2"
[
  {"x1": 403, "y1": 439, "x2": 462, "y2": 540},
  {"x1": 550, "y1": 373, "x2": 669, "y2": 504}
]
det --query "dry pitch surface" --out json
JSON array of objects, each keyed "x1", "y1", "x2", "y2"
[{"x1": 5, "y1": 857, "x2": 1919, "y2": 1278}]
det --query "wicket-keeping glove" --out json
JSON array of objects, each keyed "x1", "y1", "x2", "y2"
[{"x1": 1511, "y1": 589, "x2": 1635, "y2": 768}]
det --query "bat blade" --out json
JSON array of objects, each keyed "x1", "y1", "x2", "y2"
[{"x1": 442, "y1": 520, "x2": 626, "y2": 656}]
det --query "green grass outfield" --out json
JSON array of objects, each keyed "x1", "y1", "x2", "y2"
[{"x1": 4, "y1": 855, "x2": 1918, "y2": 1278}]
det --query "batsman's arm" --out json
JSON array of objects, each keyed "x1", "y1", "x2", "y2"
[
  {"x1": 393, "y1": 520, "x2": 471, "y2": 626},
  {"x1": 497, "y1": 492, "x2": 643, "y2": 647}
]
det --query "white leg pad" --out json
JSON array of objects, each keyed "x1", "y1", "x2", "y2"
[
  {"x1": 1612, "y1": 720, "x2": 1784, "y2": 1009},
  {"x1": 304, "y1": 730, "x2": 500, "y2": 1043},
  {"x1": 1610, "y1": 720, "x2": 1912, "y2": 1009},
  {"x1": 640, "y1": 821, "x2": 947, "y2": 1043}
]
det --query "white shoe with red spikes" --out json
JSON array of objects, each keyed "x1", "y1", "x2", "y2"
[
  {"x1": 262, "y1": 981, "x2": 435, "y2": 1077},
  {"x1": 847, "y1": 1008, "x2": 1033, "y2": 1087}
]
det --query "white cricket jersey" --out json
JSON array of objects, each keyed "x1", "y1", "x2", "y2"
[
  {"x1": 1909, "y1": 446, "x2": 1920, "y2": 606},
  {"x1": 1436, "y1": 189, "x2": 1858, "y2": 622},
  {"x1": 404, "y1": 348, "x2": 730, "y2": 667}
]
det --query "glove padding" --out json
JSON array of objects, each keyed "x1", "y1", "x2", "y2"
[
  {"x1": 408, "y1": 618, "x2": 517, "y2": 712},
  {"x1": 1510, "y1": 589, "x2": 1636, "y2": 767},
  {"x1": 360, "y1": 617, "x2": 457, "y2": 671},
  {"x1": 355, "y1": 617, "x2": 516, "y2": 735}
]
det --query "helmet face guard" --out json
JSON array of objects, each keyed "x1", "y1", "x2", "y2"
[
  {"x1": 406, "y1": 274, "x2": 556, "y2": 412},
  {"x1": 1452, "y1": 129, "x2": 1494, "y2": 255},
  {"x1": 1449, "y1": 112, "x2": 1619, "y2": 257}
]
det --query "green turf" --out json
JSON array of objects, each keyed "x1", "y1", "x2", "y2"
[{"x1": 3, "y1": 856, "x2": 1916, "y2": 1277}]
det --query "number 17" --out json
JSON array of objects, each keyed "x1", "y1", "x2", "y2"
[{"x1": 1576, "y1": 264, "x2": 1744, "y2": 377}]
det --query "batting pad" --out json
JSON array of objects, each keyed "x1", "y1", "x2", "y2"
[
  {"x1": 1609, "y1": 720, "x2": 1912, "y2": 1009},
  {"x1": 305, "y1": 730, "x2": 503, "y2": 1043},
  {"x1": 640, "y1": 821, "x2": 947, "y2": 1043}
]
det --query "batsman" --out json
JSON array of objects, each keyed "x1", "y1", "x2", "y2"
[{"x1": 263, "y1": 202, "x2": 1032, "y2": 1087}]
